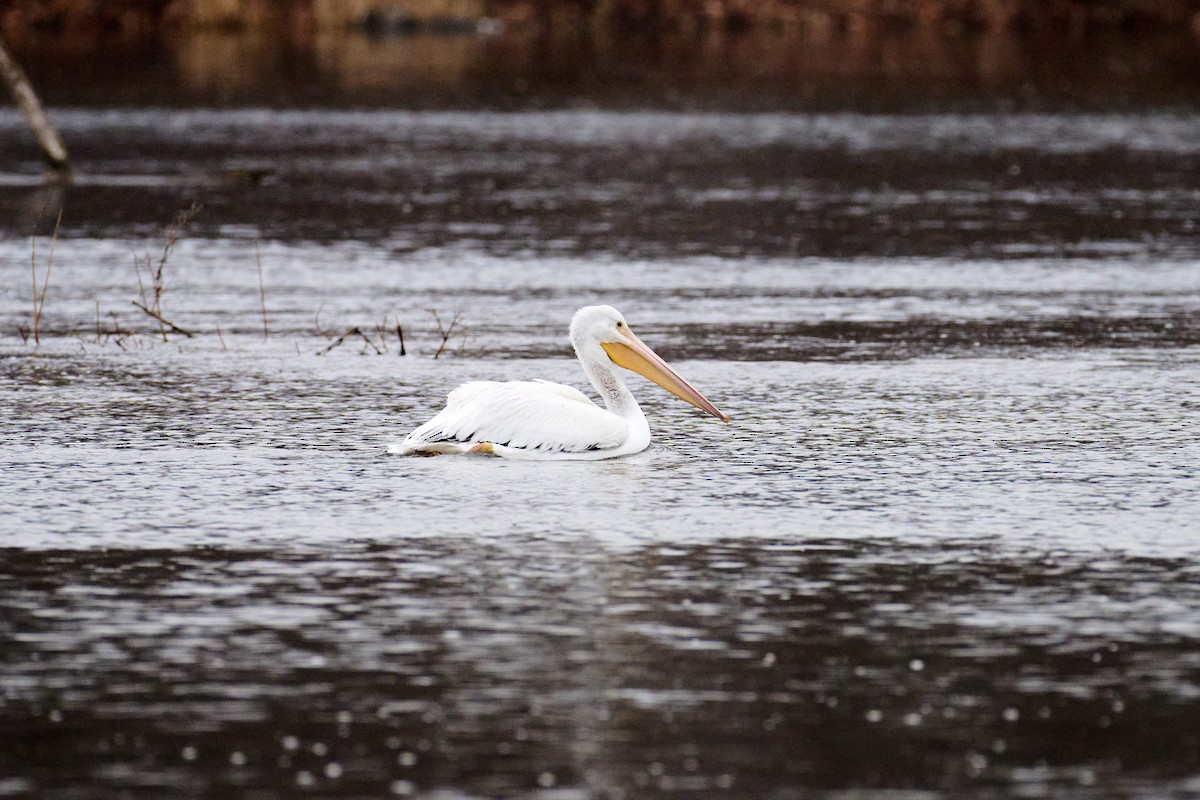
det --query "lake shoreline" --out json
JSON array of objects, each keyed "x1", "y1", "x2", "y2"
[{"x1": 3, "y1": 0, "x2": 1200, "y2": 37}]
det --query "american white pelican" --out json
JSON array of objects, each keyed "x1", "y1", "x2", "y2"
[{"x1": 390, "y1": 305, "x2": 728, "y2": 460}]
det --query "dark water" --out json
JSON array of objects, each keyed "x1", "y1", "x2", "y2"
[{"x1": 2, "y1": 108, "x2": 1200, "y2": 799}]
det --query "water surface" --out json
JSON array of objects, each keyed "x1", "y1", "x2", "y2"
[{"x1": 1, "y1": 108, "x2": 1199, "y2": 799}]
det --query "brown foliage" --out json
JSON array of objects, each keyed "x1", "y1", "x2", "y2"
[
  {"x1": 0, "y1": 0, "x2": 176, "y2": 36},
  {"x1": 1, "y1": 0, "x2": 1198, "y2": 36}
]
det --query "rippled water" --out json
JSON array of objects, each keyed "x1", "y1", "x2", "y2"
[{"x1": 2, "y1": 109, "x2": 1200, "y2": 799}]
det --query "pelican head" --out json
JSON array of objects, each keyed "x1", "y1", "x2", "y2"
[{"x1": 570, "y1": 305, "x2": 729, "y2": 423}]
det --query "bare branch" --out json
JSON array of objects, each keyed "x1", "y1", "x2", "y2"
[
  {"x1": 134, "y1": 253, "x2": 147, "y2": 308},
  {"x1": 134, "y1": 203, "x2": 201, "y2": 342},
  {"x1": 40, "y1": 208, "x2": 61, "y2": 319},
  {"x1": 157, "y1": 203, "x2": 201, "y2": 293},
  {"x1": 255, "y1": 241, "x2": 268, "y2": 340},
  {"x1": 317, "y1": 327, "x2": 355, "y2": 355},
  {"x1": 314, "y1": 302, "x2": 331, "y2": 338},
  {"x1": 317, "y1": 326, "x2": 384, "y2": 356},
  {"x1": 0, "y1": 38, "x2": 69, "y2": 172},
  {"x1": 131, "y1": 300, "x2": 194, "y2": 338},
  {"x1": 374, "y1": 316, "x2": 389, "y2": 354},
  {"x1": 356, "y1": 327, "x2": 383, "y2": 355},
  {"x1": 29, "y1": 234, "x2": 37, "y2": 344},
  {"x1": 430, "y1": 309, "x2": 463, "y2": 359},
  {"x1": 28, "y1": 208, "x2": 63, "y2": 345}
]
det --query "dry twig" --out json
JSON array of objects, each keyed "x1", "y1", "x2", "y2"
[
  {"x1": 134, "y1": 203, "x2": 201, "y2": 341},
  {"x1": 131, "y1": 301, "x2": 194, "y2": 338},
  {"x1": 374, "y1": 315, "x2": 390, "y2": 354},
  {"x1": 316, "y1": 327, "x2": 381, "y2": 356},
  {"x1": 313, "y1": 303, "x2": 332, "y2": 338},
  {"x1": 28, "y1": 208, "x2": 62, "y2": 345},
  {"x1": 430, "y1": 309, "x2": 463, "y2": 359},
  {"x1": 255, "y1": 241, "x2": 268, "y2": 340}
]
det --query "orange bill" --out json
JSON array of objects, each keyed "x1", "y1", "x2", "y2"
[{"x1": 602, "y1": 332, "x2": 729, "y2": 423}]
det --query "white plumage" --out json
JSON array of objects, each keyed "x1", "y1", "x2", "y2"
[
  {"x1": 401, "y1": 380, "x2": 627, "y2": 456},
  {"x1": 389, "y1": 305, "x2": 727, "y2": 460}
]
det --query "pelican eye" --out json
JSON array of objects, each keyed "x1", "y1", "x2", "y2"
[{"x1": 616, "y1": 321, "x2": 623, "y2": 328}]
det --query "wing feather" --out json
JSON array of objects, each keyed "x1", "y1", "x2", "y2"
[{"x1": 398, "y1": 381, "x2": 627, "y2": 454}]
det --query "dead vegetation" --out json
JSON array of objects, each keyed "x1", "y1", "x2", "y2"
[
  {"x1": 13, "y1": 206, "x2": 469, "y2": 358},
  {"x1": 255, "y1": 241, "x2": 268, "y2": 340},
  {"x1": 430, "y1": 308, "x2": 465, "y2": 358},
  {"x1": 133, "y1": 203, "x2": 201, "y2": 341},
  {"x1": 317, "y1": 326, "x2": 384, "y2": 356},
  {"x1": 314, "y1": 303, "x2": 445, "y2": 357},
  {"x1": 20, "y1": 207, "x2": 61, "y2": 345},
  {"x1": 3, "y1": 0, "x2": 1197, "y2": 37}
]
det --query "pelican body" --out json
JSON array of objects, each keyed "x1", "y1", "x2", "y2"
[{"x1": 390, "y1": 305, "x2": 727, "y2": 460}]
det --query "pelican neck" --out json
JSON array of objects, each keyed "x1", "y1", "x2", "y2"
[{"x1": 582, "y1": 358, "x2": 643, "y2": 421}]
